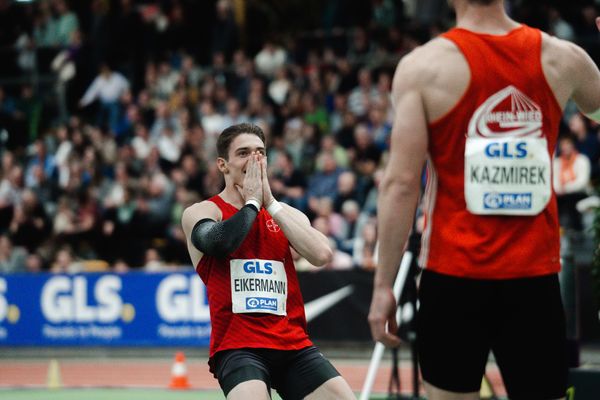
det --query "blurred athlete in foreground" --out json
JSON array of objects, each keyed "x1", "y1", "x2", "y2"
[
  {"x1": 369, "y1": 1, "x2": 600, "y2": 399},
  {"x1": 182, "y1": 123, "x2": 354, "y2": 400}
]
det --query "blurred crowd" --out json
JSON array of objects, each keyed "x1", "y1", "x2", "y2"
[{"x1": 0, "y1": 0, "x2": 599, "y2": 274}]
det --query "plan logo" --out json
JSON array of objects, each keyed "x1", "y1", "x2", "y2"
[
  {"x1": 483, "y1": 192, "x2": 532, "y2": 210},
  {"x1": 246, "y1": 297, "x2": 277, "y2": 311}
]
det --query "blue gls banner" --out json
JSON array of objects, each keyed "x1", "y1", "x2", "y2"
[{"x1": 0, "y1": 271, "x2": 211, "y2": 346}]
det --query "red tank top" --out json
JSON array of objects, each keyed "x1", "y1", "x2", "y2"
[
  {"x1": 420, "y1": 25, "x2": 562, "y2": 279},
  {"x1": 196, "y1": 195, "x2": 312, "y2": 358}
]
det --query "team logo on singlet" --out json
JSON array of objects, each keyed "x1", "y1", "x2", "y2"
[
  {"x1": 266, "y1": 218, "x2": 280, "y2": 233},
  {"x1": 468, "y1": 85, "x2": 543, "y2": 138}
]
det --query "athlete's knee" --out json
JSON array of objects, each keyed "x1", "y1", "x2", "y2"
[
  {"x1": 304, "y1": 376, "x2": 355, "y2": 400},
  {"x1": 227, "y1": 379, "x2": 270, "y2": 400},
  {"x1": 424, "y1": 380, "x2": 479, "y2": 400}
]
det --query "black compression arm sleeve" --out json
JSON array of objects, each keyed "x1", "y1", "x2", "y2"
[{"x1": 190, "y1": 204, "x2": 259, "y2": 257}]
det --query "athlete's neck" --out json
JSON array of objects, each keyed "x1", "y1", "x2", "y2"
[
  {"x1": 219, "y1": 186, "x2": 246, "y2": 209},
  {"x1": 455, "y1": 2, "x2": 520, "y2": 35}
]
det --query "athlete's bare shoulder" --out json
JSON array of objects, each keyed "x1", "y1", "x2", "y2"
[
  {"x1": 181, "y1": 200, "x2": 222, "y2": 235},
  {"x1": 540, "y1": 31, "x2": 600, "y2": 111},
  {"x1": 393, "y1": 37, "x2": 470, "y2": 122},
  {"x1": 392, "y1": 38, "x2": 462, "y2": 88}
]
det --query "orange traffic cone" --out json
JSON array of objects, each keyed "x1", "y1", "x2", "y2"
[{"x1": 169, "y1": 351, "x2": 191, "y2": 389}]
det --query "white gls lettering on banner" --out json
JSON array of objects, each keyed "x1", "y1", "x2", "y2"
[
  {"x1": 41, "y1": 276, "x2": 123, "y2": 323},
  {"x1": 0, "y1": 278, "x2": 6, "y2": 322},
  {"x1": 156, "y1": 274, "x2": 210, "y2": 322}
]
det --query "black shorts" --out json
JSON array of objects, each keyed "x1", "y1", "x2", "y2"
[
  {"x1": 211, "y1": 346, "x2": 340, "y2": 400},
  {"x1": 417, "y1": 269, "x2": 568, "y2": 400}
]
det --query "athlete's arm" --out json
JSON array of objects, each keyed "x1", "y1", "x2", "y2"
[
  {"x1": 191, "y1": 205, "x2": 259, "y2": 257},
  {"x1": 568, "y1": 24, "x2": 600, "y2": 121},
  {"x1": 181, "y1": 200, "x2": 222, "y2": 264},
  {"x1": 368, "y1": 52, "x2": 429, "y2": 348},
  {"x1": 259, "y1": 158, "x2": 333, "y2": 267}
]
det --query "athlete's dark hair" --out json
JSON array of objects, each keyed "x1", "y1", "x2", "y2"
[{"x1": 216, "y1": 123, "x2": 266, "y2": 160}]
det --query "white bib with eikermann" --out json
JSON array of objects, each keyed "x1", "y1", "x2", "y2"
[
  {"x1": 230, "y1": 259, "x2": 287, "y2": 316},
  {"x1": 464, "y1": 136, "x2": 551, "y2": 215}
]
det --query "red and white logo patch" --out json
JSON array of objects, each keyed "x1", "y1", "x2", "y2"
[
  {"x1": 468, "y1": 85, "x2": 543, "y2": 138},
  {"x1": 266, "y1": 218, "x2": 280, "y2": 233}
]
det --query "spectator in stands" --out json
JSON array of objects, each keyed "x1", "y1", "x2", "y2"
[
  {"x1": 352, "y1": 218, "x2": 378, "y2": 270},
  {"x1": 79, "y1": 62, "x2": 130, "y2": 133},
  {"x1": 553, "y1": 134, "x2": 591, "y2": 231},
  {"x1": 351, "y1": 123, "x2": 382, "y2": 178},
  {"x1": 101, "y1": 161, "x2": 130, "y2": 209},
  {"x1": 50, "y1": 246, "x2": 83, "y2": 274},
  {"x1": 24, "y1": 252, "x2": 44, "y2": 273},
  {"x1": 270, "y1": 151, "x2": 308, "y2": 211},
  {"x1": 268, "y1": 67, "x2": 292, "y2": 106},
  {"x1": 222, "y1": 98, "x2": 248, "y2": 127},
  {"x1": 52, "y1": 195, "x2": 74, "y2": 234},
  {"x1": 211, "y1": 0, "x2": 239, "y2": 60},
  {"x1": 53, "y1": 0, "x2": 79, "y2": 47},
  {"x1": 0, "y1": 234, "x2": 27, "y2": 273},
  {"x1": 335, "y1": 110, "x2": 359, "y2": 149},
  {"x1": 348, "y1": 68, "x2": 378, "y2": 117},
  {"x1": 100, "y1": 186, "x2": 144, "y2": 266},
  {"x1": 254, "y1": 39, "x2": 287, "y2": 78},
  {"x1": 143, "y1": 173, "x2": 175, "y2": 235},
  {"x1": 367, "y1": 102, "x2": 392, "y2": 150},
  {"x1": 54, "y1": 125, "x2": 72, "y2": 188},
  {"x1": 329, "y1": 93, "x2": 348, "y2": 135},
  {"x1": 25, "y1": 139, "x2": 56, "y2": 189},
  {"x1": 302, "y1": 93, "x2": 329, "y2": 135},
  {"x1": 338, "y1": 199, "x2": 361, "y2": 253},
  {"x1": 548, "y1": 7, "x2": 575, "y2": 41},
  {"x1": 362, "y1": 168, "x2": 385, "y2": 216},
  {"x1": 154, "y1": 124, "x2": 183, "y2": 172},
  {"x1": 177, "y1": 154, "x2": 205, "y2": 198},
  {"x1": 319, "y1": 135, "x2": 349, "y2": 170},
  {"x1": 143, "y1": 248, "x2": 166, "y2": 272},
  {"x1": 569, "y1": 112, "x2": 600, "y2": 179},
  {"x1": 131, "y1": 123, "x2": 152, "y2": 161},
  {"x1": 32, "y1": 1, "x2": 58, "y2": 47},
  {"x1": 315, "y1": 197, "x2": 347, "y2": 242},
  {"x1": 9, "y1": 189, "x2": 51, "y2": 253},
  {"x1": 334, "y1": 170, "x2": 363, "y2": 213},
  {"x1": 0, "y1": 164, "x2": 23, "y2": 232},
  {"x1": 199, "y1": 99, "x2": 226, "y2": 160},
  {"x1": 155, "y1": 61, "x2": 180, "y2": 100},
  {"x1": 323, "y1": 238, "x2": 354, "y2": 270},
  {"x1": 307, "y1": 152, "x2": 344, "y2": 214}
]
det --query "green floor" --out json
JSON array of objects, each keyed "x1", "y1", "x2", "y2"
[
  {"x1": 1, "y1": 389, "x2": 235, "y2": 400},
  {"x1": 0, "y1": 389, "x2": 405, "y2": 400}
]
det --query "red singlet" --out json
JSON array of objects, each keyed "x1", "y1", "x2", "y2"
[
  {"x1": 197, "y1": 195, "x2": 312, "y2": 358},
  {"x1": 420, "y1": 25, "x2": 562, "y2": 279}
]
